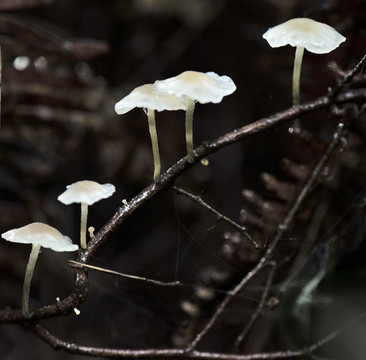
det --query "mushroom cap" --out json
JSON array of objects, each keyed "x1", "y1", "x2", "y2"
[
  {"x1": 155, "y1": 71, "x2": 236, "y2": 104},
  {"x1": 262, "y1": 18, "x2": 346, "y2": 54},
  {"x1": 58, "y1": 180, "x2": 116, "y2": 206},
  {"x1": 1, "y1": 222, "x2": 78, "y2": 252},
  {"x1": 114, "y1": 83, "x2": 187, "y2": 115}
]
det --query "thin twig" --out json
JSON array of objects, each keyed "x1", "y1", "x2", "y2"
[
  {"x1": 68, "y1": 260, "x2": 181, "y2": 287},
  {"x1": 187, "y1": 251, "x2": 269, "y2": 350},
  {"x1": 329, "y1": 53, "x2": 366, "y2": 98},
  {"x1": 235, "y1": 262, "x2": 276, "y2": 347},
  {"x1": 274, "y1": 122, "x2": 345, "y2": 236},
  {"x1": 172, "y1": 186, "x2": 259, "y2": 249}
]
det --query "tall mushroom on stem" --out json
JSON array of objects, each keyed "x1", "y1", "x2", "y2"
[
  {"x1": 1, "y1": 222, "x2": 78, "y2": 319},
  {"x1": 58, "y1": 180, "x2": 115, "y2": 249},
  {"x1": 155, "y1": 71, "x2": 236, "y2": 163},
  {"x1": 262, "y1": 18, "x2": 346, "y2": 105},
  {"x1": 114, "y1": 83, "x2": 187, "y2": 183}
]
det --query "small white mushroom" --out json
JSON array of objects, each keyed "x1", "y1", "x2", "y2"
[
  {"x1": 58, "y1": 180, "x2": 115, "y2": 249},
  {"x1": 1, "y1": 222, "x2": 78, "y2": 319},
  {"x1": 74, "y1": 307, "x2": 81, "y2": 315},
  {"x1": 115, "y1": 83, "x2": 187, "y2": 182},
  {"x1": 155, "y1": 71, "x2": 236, "y2": 163},
  {"x1": 88, "y1": 226, "x2": 95, "y2": 238},
  {"x1": 263, "y1": 18, "x2": 346, "y2": 105}
]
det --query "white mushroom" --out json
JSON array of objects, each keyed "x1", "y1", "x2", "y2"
[
  {"x1": 115, "y1": 83, "x2": 187, "y2": 182},
  {"x1": 155, "y1": 71, "x2": 236, "y2": 163},
  {"x1": 58, "y1": 180, "x2": 115, "y2": 249},
  {"x1": 263, "y1": 18, "x2": 346, "y2": 105},
  {"x1": 1, "y1": 222, "x2": 78, "y2": 319}
]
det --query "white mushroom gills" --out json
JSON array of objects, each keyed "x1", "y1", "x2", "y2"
[
  {"x1": 263, "y1": 18, "x2": 346, "y2": 105},
  {"x1": 155, "y1": 71, "x2": 236, "y2": 163},
  {"x1": 1, "y1": 222, "x2": 78, "y2": 319},
  {"x1": 115, "y1": 83, "x2": 187, "y2": 182},
  {"x1": 58, "y1": 180, "x2": 115, "y2": 249}
]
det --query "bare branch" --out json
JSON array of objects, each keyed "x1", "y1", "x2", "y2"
[
  {"x1": 172, "y1": 186, "x2": 259, "y2": 248},
  {"x1": 329, "y1": 53, "x2": 366, "y2": 97},
  {"x1": 68, "y1": 260, "x2": 181, "y2": 287},
  {"x1": 235, "y1": 262, "x2": 276, "y2": 347}
]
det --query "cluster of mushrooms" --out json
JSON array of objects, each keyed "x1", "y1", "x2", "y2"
[
  {"x1": 115, "y1": 18, "x2": 345, "y2": 183},
  {"x1": 2, "y1": 180, "x2": 115, "y2": 319},
  {"x1": 115, "y1": 71, "x2": 237, "y2": 182},
  {"x1": 1, "y1": 18, "x2": 346, "y2": 319}
]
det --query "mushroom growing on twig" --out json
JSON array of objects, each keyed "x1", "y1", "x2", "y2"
[
  {"x1": 155, "y1": 71, "x2": 236, "y2": 163},
  {"x1": 1, "y1": 222, "x2": 78, "y2": 319},
  {"x1": 262, "y1": 18, "x2": 346, "y2": 105},
  {"x1": 114, "y1": 83, "x2": 187, "y2": 182},
  {"x1": 58, "y1": 180, "x2": 115, "y2": 249}
]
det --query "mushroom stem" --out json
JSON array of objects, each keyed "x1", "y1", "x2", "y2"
[
  {"x1": 292, "y1": 46, "x2": 305, "y2": 105},
  {"x1": 22, "y1": 243, "x2": 41, "y2": 319},
  {"x1": 80, "y1": 202, "x2": 88, "y2": 249},
  {"x1": 147, "y1": 108, "x2": 161, "y2": 183},
  {"x1": 185, "y1": 98, "x2": 196, "y2": 163}
]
